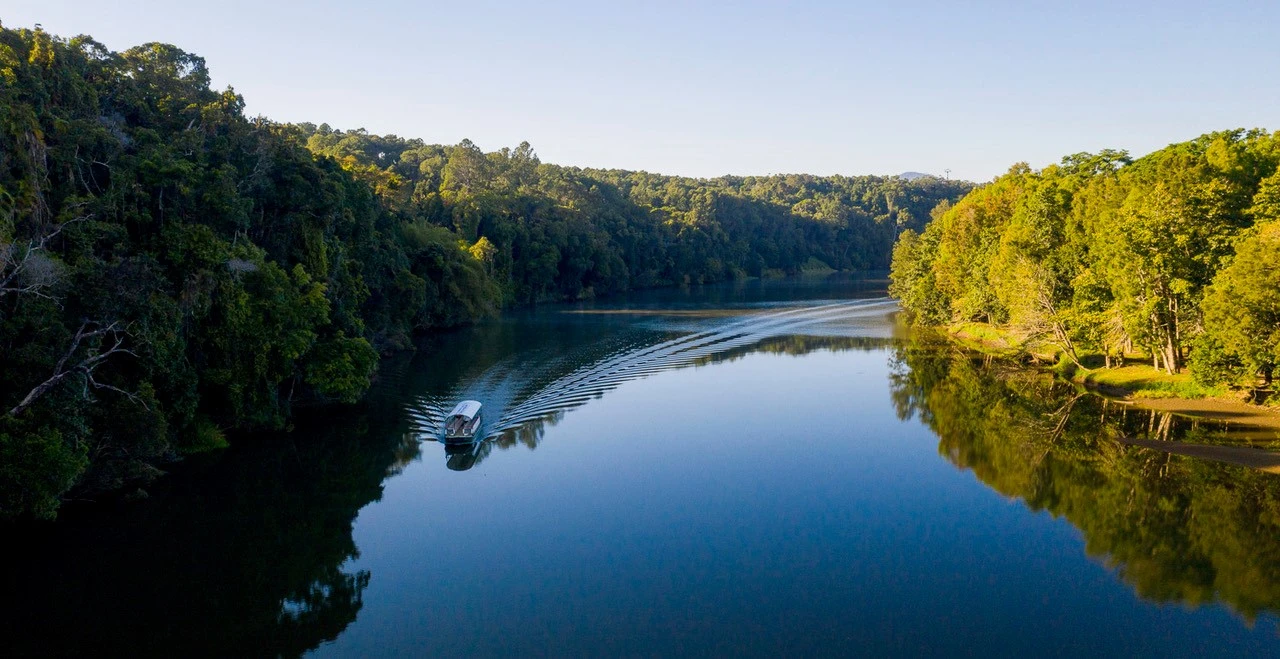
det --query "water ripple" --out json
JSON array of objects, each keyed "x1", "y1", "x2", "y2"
[{"x1": 405, "y1": 298, "x2": 897, "y2": 450}]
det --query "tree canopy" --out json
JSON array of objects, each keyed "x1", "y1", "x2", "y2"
[
  {"x1": 0, "y1": 25, "x2": 969, "y2": 518},
  {"x1": 891, "y1": 132, "x2": 1280, "y2": 386}
]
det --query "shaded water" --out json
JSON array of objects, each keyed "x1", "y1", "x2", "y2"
[{"x1": 6, "y1": 275, "x2": 1280, "y2": 657}]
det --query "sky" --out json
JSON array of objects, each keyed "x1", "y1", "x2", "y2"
[{"x1": 5, "y1": 0, "x2": 1279, "y2": 182}]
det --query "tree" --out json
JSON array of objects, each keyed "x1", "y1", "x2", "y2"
[
  {"x1": 1098, "y1": 184, "x2": 1201, "y2": 374},
  {"x1": 1001, "y1": 258, "x2": 1082, "y2": 365},
  {"x1": 1194, "y1": 220, "x2": 1280, "y2": 389}
]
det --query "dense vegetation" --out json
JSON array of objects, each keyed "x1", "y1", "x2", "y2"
[
  {"x1": 890, "y1": 130, "x2": 1280, "y2": 396},
  {"x1": 0, "y1": 25, "x2": 969, "y2": 518},
  {"x1": 296, "y1": 125, "x2": 969, "y2": 299},
  {"x1": 890, "y1": 340, "x2": 1280, "y2": 621}
]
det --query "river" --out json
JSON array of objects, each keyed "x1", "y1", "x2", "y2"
[{"x1": 6, "y1": 274, "x2": 1280, "y2": 656}]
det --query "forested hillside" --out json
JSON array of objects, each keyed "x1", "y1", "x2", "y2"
[
  {"x1": 890, "y1": 130, "x2": 1280, "y2": 393},
  {"x1": 0, "y1": 25, "x2": 968, "y2": 518},
  {"x1": 297, "y1": 125, "x2": 969, "y2": 300}
]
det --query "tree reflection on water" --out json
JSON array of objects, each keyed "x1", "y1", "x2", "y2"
[
  {"x1": 890, "y1": 335, "x2": 1280, "y2": 623},
  {"x1": 2, "y1": 413, "x2": 411, "y2": 657}
]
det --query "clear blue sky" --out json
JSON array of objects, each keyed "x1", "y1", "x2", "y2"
[{"x1": 6, "y1": 1, "x2": 1278, "y2": 181}]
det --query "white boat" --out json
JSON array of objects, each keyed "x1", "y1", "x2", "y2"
[{"x1": 443, "y1": 400, "x2": 483, "y2": 441}]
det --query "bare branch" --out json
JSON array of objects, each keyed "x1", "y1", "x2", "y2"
[
  {"x1": 6, "y1": 321, "x2": 141, "y2": 417},
  {"x1": 0, "y1": 212, "x2": 90, "y2": 304},
  {"x1": 86, "y1": 372, "x2": 150, "y2": 410}
]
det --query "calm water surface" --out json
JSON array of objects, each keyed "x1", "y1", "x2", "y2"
[{"x1": 7, "y1": 275, "x2": 1280, "y2": 657}]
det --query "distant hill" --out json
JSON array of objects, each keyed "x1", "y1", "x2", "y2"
[{"x1": 898, "y1": 171, "x2": 934, "y2": 181}]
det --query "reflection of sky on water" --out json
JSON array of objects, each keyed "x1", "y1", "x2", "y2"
[
  {"x1": 323, "y1": 306, "x2": 1280, "y2": 657},
  {"x1": 406, "y1": 295, "x2": 899, "y2": 469},
  {"x1": 309, "y1": 275, "x2": 1280, "y2": 657}
]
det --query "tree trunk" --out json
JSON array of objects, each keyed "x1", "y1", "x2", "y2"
[
  {"x1": 1162, "y1": 336, "x2": 1179, "y2": 375},
  {"x1": 1165, "y1": 297, "x2": 1181, "y2": 374}
]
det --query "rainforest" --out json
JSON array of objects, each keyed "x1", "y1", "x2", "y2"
[{"x1": 0, "y1": 26, "x2": 971, "y2": 518}]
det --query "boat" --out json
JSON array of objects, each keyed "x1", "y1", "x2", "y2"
[{"x1": 442, "y1": 400, "x2": 483, "y2": 441}]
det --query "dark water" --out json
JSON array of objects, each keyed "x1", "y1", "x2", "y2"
[{"x1": 6, "y1": 274, "x2": 1280, "y2": 657}]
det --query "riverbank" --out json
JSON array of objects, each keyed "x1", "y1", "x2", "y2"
[
  {"x1": 945, "y1": 322, "x2": 1280, "y2": 428},
  {"x1": 1128, "y1": 397, "x2": 1280, "y2": 432},
  {"x1": 1115, "y1": 437, "x2": 1280, "y2": 473}
]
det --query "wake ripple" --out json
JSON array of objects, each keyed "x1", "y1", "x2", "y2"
[{"x1": 405, "y1": 297, "x2": 897, "y2": 445}]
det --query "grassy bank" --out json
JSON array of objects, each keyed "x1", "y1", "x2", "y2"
[
  {"x1": 946, "y1": 322, "x2": 1025, "y2": 357},
  {"x1": 936, "y1": 320, "x2": 1280, "y2": 435},
  {"x1": 1073, "y1": 365, "x2": 1225, "y2": 399},
  {"x1": 946, "y1": 322, "x2": 1228, "y2": 400}
]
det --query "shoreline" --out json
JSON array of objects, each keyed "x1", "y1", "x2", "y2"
[
  {"x1": 1126, "y1": 396, "x2": 1280, "y2": 431},
  {"x1": 944, "y1": 321, "x2": 1280, "y2": 431},
  {"x1": 945, "y1": 322, "x2": 1280, "y2": 473},
  {"x1": 1115, "y1": 437, "x2": 1280, "y2": 473}
]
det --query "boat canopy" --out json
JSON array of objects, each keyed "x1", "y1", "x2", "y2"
[{"x1": 447, "y1": 400, "x2": 482, "y2": 420}]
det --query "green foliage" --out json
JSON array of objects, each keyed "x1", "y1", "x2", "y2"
[
  {"x1": 890, "y1": 229, "x2": 945, "y2": 324},
  {"x1": 304, "y1": 334, "x2": 380, "y2": 404},
  {"x1": 297, "y1": 126, "x2": 972, "y2": 303},
  {"x1": 0, "y1": 26, "x2": 972, "y2": 518},
  {"x1": 188, "y1": 416, "x2": 229, "y2": 452},
  {"x1": 1196, "y1": 220, "x2": 1280, "y2": 387},
  {"x1": 1079, "y1": 365, "x2": 1224, "y2": 399},
  {"x1": 893, "y1": 129, "x2": 1280, "y2": 386},
  {"x1": 0, "y1": 417, "x2": 87, "y2": 520}
]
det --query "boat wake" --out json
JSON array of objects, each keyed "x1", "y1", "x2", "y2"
[{"x1": 405, "y1": 297, "x2": 898, "y2": 456}]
